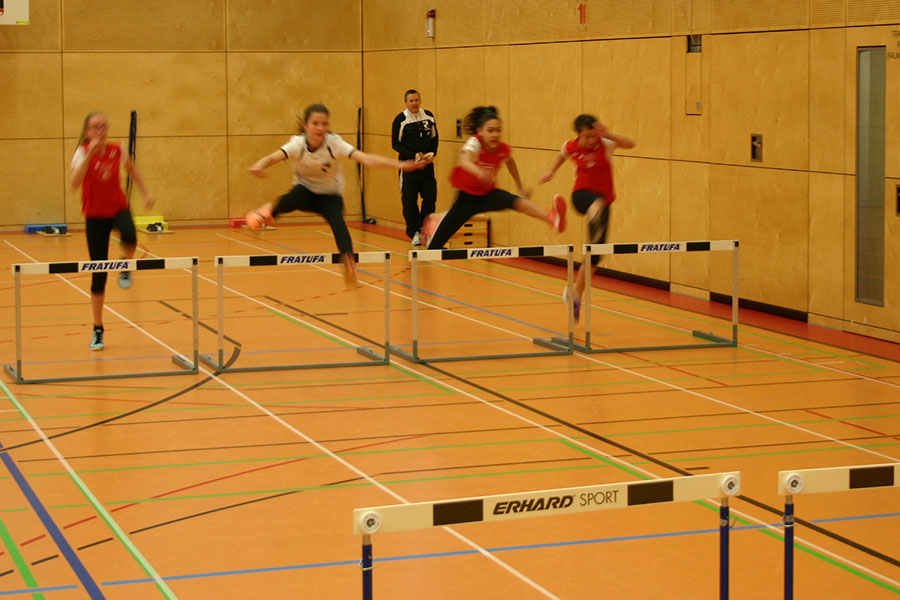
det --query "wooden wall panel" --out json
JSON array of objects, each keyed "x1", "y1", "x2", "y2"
[
  {"x1": 583, "y1": 38, "x2": 671, "y2": 160},
  {"x1": 435, "y1": 47, "x2": 486, "y2": 145},
  {"x1": 509, "y1": 43, "x2": 581, "y2": 149},
  {"x1": 709, "y1": 165, "x2": 808, "y2": 310},
  {"x1": 363, "y1": 0, "x2": 424, "y2": 50},
  {"x1": 809, "y1": 28, "x2": 845, "y2": 174},
  {"x1": 0, "y1": 0, "x2": 60, "y2": 51},
  {"x1": 670, "y1": 37, "x2": 710, "y2": 162},
  {"x1": 63, "y1": 0, "x2": 225, "y2": 51},
  {"x1": 484, "y1": 46, "x2": 510, "y2": 122},
  {"x1": 63, "y1": 53, "x2": 227, "y2": 138},
  {"x1": 421, "y1": 0, "x2": 509, "y2": 48},
  {"x1": 359, "y1": 134, "x2": 401, "y2": 226},
  {"x1": 0, "y1": 140, "x2": 65, "y2": 226},
  {"x1": 508, "y1": 0, "x2": 582, "y2": 44},
  {"x1": 602, "y1": 157, "x2": 671, "y2": 281},
  {"x1": 708, "y1": 31, "x2": 809, "y2": 170},
  {"x1": 672, "y1": 0, "x2": 711, "y2": 34},
  {"x1": 808, "y1": 172, "x2": 844, "y2": 319},
  {"x1": 227, "y1": 0, "x2": 360, "y2": 51},
  {"x1": 810, "y1": 0, "x2": 846, "y2": 27},
  {"x1": 584, "y1": 0, "x2": 671, "y2": 38},
  {"x1": 0, "y1": 53, "x2": 62, "y2": 139},
  {"x1": 670, "y1": 161, "x2": 711, "y2": 290},
  {"x1": 847, "y1": 1, "x2": 900, "y2": 25},
  {"x1": 710, "y1": 0, "x2": 808, "y2": 32},
  {"x1": 363, "y1": 50, "x2": 418, "y2": 137},
  {"x1": 227, "y1": 52, "x2": 361, "y2": 136}
]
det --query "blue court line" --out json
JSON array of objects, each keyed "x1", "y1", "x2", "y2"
[
  {"x1": 69, "y1": 511, "x2": 897, "y2": 589},
  {"x1": 0, "y1": 585, "x2": 79, "y2": 596},
  {"x1": 0, "y1": 443, "x2": 104, "y2": 599},
  {"x1": 260, "y1": 240, "x2": 566, "y2": 338}
]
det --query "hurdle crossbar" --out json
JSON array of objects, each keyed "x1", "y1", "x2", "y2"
[
  {"x1": 778, "y1": 463, "x2": 899, "y2": 600},
  {"x1": 200, "y1": 251, "x2": 391, "y2": 373},
  {"x1": 563, "y1": 240, "x2": 739, "y2": 353},
  {"x1": 388, "y1": 245, "x2": 575, "y2": 363},
  {"x1": 5, "y1": 257, "x2": 200, "y2": 384},
  {"x1": 354, "y1": 471, "x2": 740, "y2": 599}
]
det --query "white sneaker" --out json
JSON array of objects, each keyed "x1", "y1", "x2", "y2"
[
  {"x1": 90, "y1": 328, "x2": 104, "y2": 351},
  {"x1": 411, "y1": 231, "x2": 422, "y2": 247},
  {"x1": 118, "y1": 271, "x2": 132, "y2": 289}
]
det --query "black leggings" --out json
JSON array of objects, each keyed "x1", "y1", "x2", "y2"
[
  {"x1": 400, "y1": 165, "x2": 437, "y2": 238},
  {"x1": 273, "y1": 185, "x2": 353, "y2": 254},
  {"x1": 426, "y1": 188, "x2": 518, "y2": 249},
  {"x1": 85, "y1": 210, "x2": 137, "y2": 293}
]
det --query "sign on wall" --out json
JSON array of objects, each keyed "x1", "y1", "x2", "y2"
[{"x1": 0, "y1": 0, "x2": 30, "y2": 25}]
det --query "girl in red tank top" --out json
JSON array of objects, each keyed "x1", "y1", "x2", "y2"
[
  {"x1": 424, "y1": 106, "x2": 567, "y2": 249},
  {"x1": 539, "y1": 114, "x2": 635, "y2": 320},
  {"x1": 70, "y1": 112, "x2": 153, "y2": 350}
]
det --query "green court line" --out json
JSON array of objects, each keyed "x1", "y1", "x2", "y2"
[
  {"x1": 0, "y1": 512, "x2": 44, "y2": 599},
  {"x1": 267, "y1": 308, "x2": 353, "y2": 348},
  {"x1": 564, "y1": 441, "x2": 900, "y2": 594},
  {"x1": 0, "y1": 380, "x2": 176, "y2": 599}
]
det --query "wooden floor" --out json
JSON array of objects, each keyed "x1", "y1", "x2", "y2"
[{"x1": 0, "y1": 223, "x2": 898, "y2": 599}]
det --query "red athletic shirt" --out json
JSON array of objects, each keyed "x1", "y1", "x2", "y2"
[
  {"x1": 561, "y1": 138, "x2": 616, "y2": 203},
  {"x1": 450, "y1": 136, "x2": 511, "y2": 196},
  {"x1": 71, "y1": 142, "x2": 128, "y2": 218}
]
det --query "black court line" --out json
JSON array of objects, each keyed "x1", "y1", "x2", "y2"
[
  {"x1": 157, "y1": 299, "x2": 243, "y2": 348},
  {"x1": 9, "y1": 456, "x2": 591, "y2": 574},
  {"x1": 0, "y1": 344, "x2": 241, "y2": 455},
  {"x1": 422, "y1": 362, "x2": 900, "y2": 569}
]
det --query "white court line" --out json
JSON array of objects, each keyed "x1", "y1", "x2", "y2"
[
  {"x1": 12, "y1": 235, "x2": 899, "y2": 593},
  {"x1": 219, "y1": 232, "x2": 900, "y2": 590},
  {"x1": 4, "y1": 238, "x2": 560, "y2": 599}
]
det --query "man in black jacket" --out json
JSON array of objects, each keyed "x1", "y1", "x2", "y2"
[{"x1": 392, "y1": 89, "x2": 438, "y2": 246}]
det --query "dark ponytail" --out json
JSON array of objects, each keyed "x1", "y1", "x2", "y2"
[
  {"x1": 462, "y1": 106, "x2": 500, "y2": 135},
  {"x1": 573, "y1": 114, "x2": 598, "y2": 132}
]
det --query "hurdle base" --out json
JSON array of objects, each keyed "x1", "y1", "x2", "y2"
[
  {"x1": 533, "y1": 337, "x2": 572, "y2": 352},
  {"x1": 4, "y1": 355, "x2": 198, "y2": 385},
  {"x1": 199, "y1": 350, "x2": 387, "y2": 373},
  {"x1": 388, "y1": 341, "x2": 572, "y2": 364},
  {"x1": 554, "y1": 332, "x2": 735, "y2": 354},
  {"x1": 692, "y1": 330, "x2": 736, "y2": 345}
]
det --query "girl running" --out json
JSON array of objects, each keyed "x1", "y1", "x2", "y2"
[
  {"x1": 539, "y1": 115, "x2": 635, "y2": 320},
  {"x1": 70, "y1": 111, "x2": 153, "y2": 350},
  {"x1": 246, "y1": 103, "x2": 426, "y2": 283},
  {"x1": 424, "y1": 106, "x2": 565, "y2": 249}
]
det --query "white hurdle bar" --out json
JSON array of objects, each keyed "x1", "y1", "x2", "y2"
[
  {"x1": 389, "y1": 245, "x2": 575, "y2": 363},
  {"x1": 568, "y1": 240, "x2": 739, "y2": 353},
  {"x1": 354, "y1": 471, "x2": 741, "y2": 600},
  {"x1": 200, "y1": 251, "x2": 391, "y2": 373},
  {"x1": 778, "y1": 463, "x2": 899, "y2": 600},
  {"x1": 5, "y1": 257, "x2": 200, "y2": 384}
]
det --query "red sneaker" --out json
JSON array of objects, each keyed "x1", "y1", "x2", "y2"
[
  {"x1": 549, "y1": 194, "x2": 567, "y2": 233},
  {"x1": 245, "y1": 203, "x2": 274, "y2": 231}
]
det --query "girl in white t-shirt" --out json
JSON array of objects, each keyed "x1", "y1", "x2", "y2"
[{"x1": 247, "y1": 103, "x2": 425, "y2": 282}]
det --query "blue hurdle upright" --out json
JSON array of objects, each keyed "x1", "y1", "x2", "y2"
[{"x1": 778, "y1": 463, "x2": 900, "y2": 599}]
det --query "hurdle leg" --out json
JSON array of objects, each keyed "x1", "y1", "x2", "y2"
[
  {"x1": 361, "y1": 534, "x2": 373, "y2": 600},
  {"x1": 784, "y1": 495, "x2": 794, "y2": 600},
  {"x1": 720, "y1": 498, "x2": 729, "y2": 600},
  {"x1": 5, "y1": 268, "x2": 24, "y2": 382},
  {"x1": 584, "y1": 247, "x2": 593, "y2": 350},
  {"x1": 411, "y1": 253, "x2": 419, "y2": 361},
  {"x1": 383, "y1": 254, "x2": 390, "y2": 363}
]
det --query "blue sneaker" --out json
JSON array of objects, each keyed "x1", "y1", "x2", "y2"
[{"x1": 562, "y1": 287, "x2": 581, "y2": 321}]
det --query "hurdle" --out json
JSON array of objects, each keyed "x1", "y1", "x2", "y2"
[
  {"x1": 199, "y1": 251, "x2": 391, "y2": 373},
  {"x1": 561, "y1": 240, "x2": 739, "y2": 353},
  {"x1": 354, "y1": 471, "x2": 741, "y2": 599},
  {"x1": 778, "y1": 463, "x2": 899, "y2": 600},
  {"x1": 388, "y1": 245, "x2": 575, "y2": 363},
  {"x1": 5, "y1": 257, "x2": 200, "y2": 384}
]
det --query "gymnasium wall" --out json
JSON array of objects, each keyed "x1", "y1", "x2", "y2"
[
  {"x1": 360, "y1": 0, "x2": 900, "y2": 341},
  {"x1": 0, "y1": 0, "x2": 364, "y2": 227},
  {"x1": 2, "y1": 1, "x2": 900, "y2": 342}
]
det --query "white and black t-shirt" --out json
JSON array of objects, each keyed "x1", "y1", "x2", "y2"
[{"x1": 281, "y1": 133, "x2": 356, "y2": 195}]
